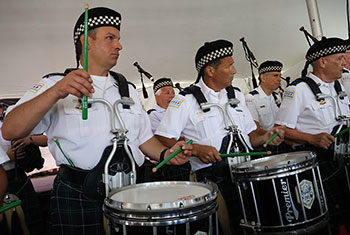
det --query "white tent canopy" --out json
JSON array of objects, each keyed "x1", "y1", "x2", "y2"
[{"x1": 0, "y1": 0, "x2": 348, "y2": 103}]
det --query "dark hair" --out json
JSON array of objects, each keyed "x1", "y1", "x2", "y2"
[
  {"x1": 74, "y1": 28, "x2": 98, "y2": 67},
  {"x1": 199, "y1": 57, "x2": 222, "y2": 78}
]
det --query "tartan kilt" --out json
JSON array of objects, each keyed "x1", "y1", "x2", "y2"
[
  {"x1": 6, "y1": 169, "x2": 44, "y2": 235},
  {"x1": 49, "y1": 175, "x2": 104, "y2": 235}
]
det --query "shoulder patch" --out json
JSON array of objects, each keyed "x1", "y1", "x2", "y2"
[
  {"x1": 284, "y1": 89, "x2": 295, "y2": 100},
  {"x1": 249, "y1": 90, "x2": 259, "y2": 96},
  {"x1": 169, "y1": 97, "x2": 184, "y2": 109},
  {"x1": 246, "y1": 98, "x2": 254, "y2": 105},
  {"x1": 29, "y1": 83, "x2": 45, "y2": 94}
]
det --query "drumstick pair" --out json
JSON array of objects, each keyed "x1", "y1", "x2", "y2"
[
  {"x1": 152, "y1": 140, "x2": 193, "y2": 172},
  {"x1": 263, "y1": 125, "x2": 286, "y2": 147},
  {"x1": 152, "y1": 140, "x2": 272, "y2": 172}
]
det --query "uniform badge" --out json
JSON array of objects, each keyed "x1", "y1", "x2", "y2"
[
  {"x1": 259, "y1": 105, "x2": 265, "y2": 108},
  {"x1": 320, "y1": 101, "x2": 326, "y2": 105},
  {"x1": 169, "y1": 98, "x2": 184, "y2": 109},
  {"x1": 246, "y1": 98, "x2": 254, "y2": 105},
  {"x1": 29, "y1": 83, "x2": 44, "y2": 94},
  {"x1": 299, "y1": 179, "x2": 314, "y2": 209},
  {"x1": 284, "y1": 89, "x2": 295, "y2": 100}
]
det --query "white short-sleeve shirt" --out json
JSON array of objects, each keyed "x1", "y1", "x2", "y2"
[
  {"x1": 7, "y1": 72, "x2": 153, "y2": 169},
  {"x1": 275, "y1": 73, "x2": 350, "y2": 136},
  {"x1": 340, "y1": 68, "x2": 350, "y2": 98},
  {"x1": 245, "y1": 86, "x2": 280, "y2": 130},
  {"x1": 148, "y1": 104, "x2": 166, "y2": 134},
  {"x1": 156, "y1": 78, "x2": 256, "y2": 171}
]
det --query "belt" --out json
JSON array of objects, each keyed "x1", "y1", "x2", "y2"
[{"x1": 58, "y1": 165, "x2": 90, "y2": 185}]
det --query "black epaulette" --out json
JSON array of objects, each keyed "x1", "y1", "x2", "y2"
[
  {"x1": 42, "y1": 68, "x2": 77, "y2": 79},
  {"x1": 42, "y1": 72, "x2": 66, "y2": 79},
  {"x1": 249, "y1": 90, "x2": 259, "y2": 96},
  {"x1": 343, "y1": 69, "x2": 349, "y2": 73},
  {"x1": 147, "y1": 109, "x2": 156, "y2": 115},
  {"x1": 290, "y1": 78, "x2": 304, "y2": 86}
]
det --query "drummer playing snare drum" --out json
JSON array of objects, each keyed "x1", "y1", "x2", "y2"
[
  {"x1": 155, "y1": 39, "x2": 285, "y2": 235},
  {"x1": 1, "y1": 7, "x2": 192, "y2": 235},
  {"x1": 275, "y1": 37, "x2": 350, "y2": 234}
]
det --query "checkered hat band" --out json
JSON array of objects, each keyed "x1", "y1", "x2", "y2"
[
  {"x1": 74, "y1": 16, "x2": 121, "y2": 43},
  {"x1": 259, "y1": 66, "x2": 282, "y2": 74},
  {"x1": 196, "y1": 47, "x2": 233, "y2": 72},
  {"x1": 306, "y1": 45, "x2": 347, "y2": 62},
  {"x1": 154, "y1": 81, "x2": 173, "y2": 92}
]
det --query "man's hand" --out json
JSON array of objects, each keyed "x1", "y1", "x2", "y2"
[
  {"x1": 11, "y1": 137, "x2": 32, "y2": 151},
  {"x1": 308, "y1": 133, "x2": 335, "y2": 149},
  {"x1": 192, "y1": 144, "x2": 221, "y2": 164},
  {"x1": 263, "y1": 125, "x2": 285, "y2": 146},
  {"x1": 165, "y1": 140, "x2": 192, "y2": 165},
  {"x1": 51, "y1": 69, "x2": 94, "y2": 100}
]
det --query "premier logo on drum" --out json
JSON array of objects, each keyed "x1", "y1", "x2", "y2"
[{"x1": 280, "y1": 179, "x2": 300, "y2": 223}]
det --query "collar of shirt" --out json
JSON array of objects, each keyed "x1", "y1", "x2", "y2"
[
  {"x1": 256, "y1": 86, "x2": 269, "y2": 99},
  {"x1": 155, "y1": 104, "x2": 166, "y2": 113},
  {"x1": 90, "y1": 73, "x2": 114, "y2": 90},
  {"x1": 197, "y1": 78, "x2": 226, "y2": 103},
  {"x1": 309, "y1": 73, "x2": 334, "y2": 89}
]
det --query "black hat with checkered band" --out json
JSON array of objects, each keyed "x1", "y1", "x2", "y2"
[
  {"x1": 195, "y1": 39, "x2": 233, "y2": 82},
  {"x1": 73, "y1": 7, "x2": 121, "y2": 45},
  {"x1": 258, "y1": 61, "x2": 283, "y2": 74},
  {"x1": 153, "y1": 78, "x2": 174, "y2": 93},
  {"x1": 302, "y1": 37, "x2": 347, "y2": 76}
]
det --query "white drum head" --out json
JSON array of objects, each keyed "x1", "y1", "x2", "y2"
[{"x1": 105, "y1": 181, "x2": 218, "y2": 212}]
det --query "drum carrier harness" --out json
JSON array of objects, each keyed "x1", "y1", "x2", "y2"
[
  {"x1": 44, "y1": 69, "x2": 138, "y2": 201},
  {"x1": 180, "y1": 84, "x2": 252, "y2": 181},
  {"x1": 291, "y1": 77, "x2": 350, "y2": 159}
]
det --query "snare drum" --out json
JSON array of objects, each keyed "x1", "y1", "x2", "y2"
[
  {"x1": 103, "y1": 181, "x2": 219, "y2": 235},
  {"x1": 232, "y1": 151, "x2": 329, "y2": 234}
]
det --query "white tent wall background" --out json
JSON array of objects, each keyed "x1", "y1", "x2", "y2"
[{"x1": 1, "y1": 0, "x2": 349, "y2": 105}]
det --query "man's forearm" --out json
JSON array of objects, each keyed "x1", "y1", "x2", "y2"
[{"x1": 2, "y1": 88, "x2": 58, "y2": 140}]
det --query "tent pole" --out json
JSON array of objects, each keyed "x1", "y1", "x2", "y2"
[{"x1": 305, "y1": 0, "x2": 323, "y2": 40}]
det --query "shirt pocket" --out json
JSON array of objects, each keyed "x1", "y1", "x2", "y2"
[
  {"x1": 257, "y1": 106, "x2": 274, "y2": 129},
  {"x1": 62, "y1": 96, "x2": 99, "y2": 137},
  {"x1": 118, "y1": 105, "x2": 143, "y2": 141},
  {"x1": 310, "y1": 101, "x2": 335, "y2": 126},
  {"x1": 189, "y1": 111, "x2": 218, "y2": 142}
]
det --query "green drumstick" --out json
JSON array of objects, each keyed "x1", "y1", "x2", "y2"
[
  {"x1": 334, "y1": 127, "x2": 350, "y2": 138},
  {"x1": 0, "y1": 200, "x2": 22, "y2": 213},
  {"x1": 82, "y1": 4, "x2": 89, "y2": 120},
  {"x1": 263, "y1": 125, "x2": 285, "y2": 147},
  {"x1": 53, "y1": 137, "x2": 75, "y2": 167},
  {"x1": 220, "y1": 151, "x2": 271, "y2": 158},
  {"x1": 152, "y1": 139, "x2": 193, "y2": 173},
  {"x1": 263, "y1": 133, "x2": 278, "y2": 147}
]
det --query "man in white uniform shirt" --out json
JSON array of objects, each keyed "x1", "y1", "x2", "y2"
[
  {"x1": 245, "y1": 60, "x2": 283, "y2": 133},
  {"x1": 275, "y1": 37, "x2": 350, "y2": 234},
  {"x1": 148, "y1": 78, "x2": 176, "y2": 133},
  {"x1": 1, "y1": 7, "x2": 191, "y2": 235},
  {"x1": 141, "y1": 78, "x2": 191, "y2": 182},
  {"x1": 340, "y1": 39, "x2": 350, "y2": 97},
  {"x1": 156, "y1": 39, "x2": 284, "y2": 234}
]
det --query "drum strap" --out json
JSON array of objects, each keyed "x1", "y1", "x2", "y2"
[
  {"x1": 291, "y1": 77, "x2": 346, "y2": 101},
  {"x1": 180, "y1": 84, "x2": 240, "y2": 112},
  {"x1": 82, "y1": 141, "x2": 133, "y2": 200},
  {"x1": 43, "y1": 68, "x2": 135, "y2": 109}
]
